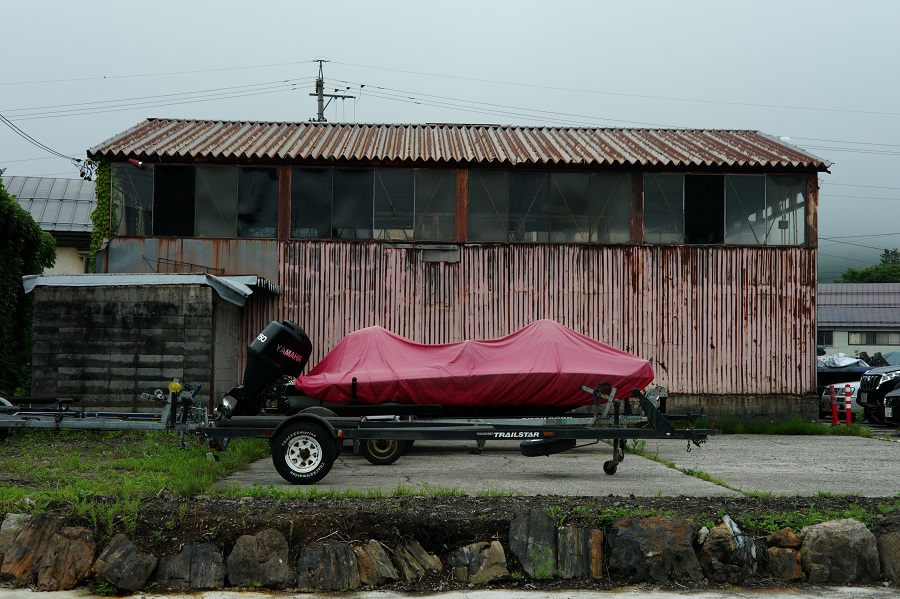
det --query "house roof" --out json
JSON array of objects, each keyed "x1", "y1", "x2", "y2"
[
  {"x1": 88, "y1": 119, "x2": 831, "y2": 171},
  {"x1": 2, "y1": 175, "x2": 96, "y2": 233},
  {"x1": 818, "y1": 284, "x2": 900, "y2": 327}
]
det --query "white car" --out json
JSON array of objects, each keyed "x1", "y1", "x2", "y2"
[{"x1": 819, "y1": 381, "x2": 863, "y2": 417}]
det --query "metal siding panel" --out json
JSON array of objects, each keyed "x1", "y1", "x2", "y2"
[{"x1": 270, "y1": 241, "x2": 815, "y2": 397}]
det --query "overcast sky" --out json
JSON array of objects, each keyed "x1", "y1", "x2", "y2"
[{"x1": 3, "y1": 0, "x2": 898, "y2": 281}]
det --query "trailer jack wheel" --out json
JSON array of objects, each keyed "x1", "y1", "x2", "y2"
[
  {"x1": 361, "y1": 439, "x2": 405, "y2": 465},
  {"x1": 603, "y1": 460, "x2": 618, "y2": 475}
]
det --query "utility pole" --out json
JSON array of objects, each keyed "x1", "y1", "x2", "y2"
[{"x1": 310, "y1": 60, "x2": 354, "y2": 122}]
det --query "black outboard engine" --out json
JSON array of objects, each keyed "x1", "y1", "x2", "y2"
[{"x1": 219, "y1": 320, "x2": 312, "y2": 417}]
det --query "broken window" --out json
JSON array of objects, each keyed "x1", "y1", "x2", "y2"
[
  {"x1": 414, "y1": 170, "x2": 456, "y2": 241},
  {"x1": 589, "y1": 173, "x2": 631, "y2": 243},
  {"x1": 237, "y1": 168, "x2": 278, "y2": 238},
  {"x1": 643, "y1": 174, "x2": 684, "y2": 244},
  {"x1": 195, "y1": 166, "x2": 238, "y2": 237},
  {"x1": 468, "y1": 171, "x2": 508, "y2": 241},
  {"x1": 725, "y1": 175, "x2": 767, "y2": 245},
  {"x1": 153, "y1": 166, "x2": 195, "y2": 236},
  {"x1": 550, "y1": 173, "x2": 590, "y2": 243},
  {"x1": 509, "y1": 172, "x2": 550, "y2": 242},
  {"x1": 111, "y1": 163, "x2": 153, "y2": 236},
  {"x1": 291, "y1": 168, "x2": 332, "y2": 238},
  {"x1": 683, "y1": 175, "x2": 724, "y2": 244},
  {"x1": 374, "y1": 169, "x2": 414, "y2": 240},
  {"x1": 765, "y1": 175, "x2": 806, "y2": 246}
]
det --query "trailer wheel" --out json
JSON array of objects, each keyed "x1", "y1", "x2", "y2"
[
  {"x1": 520, "y1": 438, "x2": 577, "y2": 457},
  {"x1": 271, "y1": 422, "x2": 335, "y2": 484},
  {"x1": 360, "y1": 439, "x2": 405, "y2": 465},
  {"x1": 603, "y1": 460, "x2": 618, "y2": 475}
]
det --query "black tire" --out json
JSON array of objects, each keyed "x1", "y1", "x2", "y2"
[
  {"x1": 603, "y1": 460, "x2": 618, "y2": 475},
  {"x1": 520, "y1": 438, "x2": 577, "y2": 457},
  {"x1": 864, "y1": 407, "x2": 885, "y2": 425},
  {"x1": 360, "y1": 439, "x2": 405, "y2": 465},
  {"x1": 0, "y1": 428, "x2": 8, "y2": 442},
  {"x1": 402, "y1": 439, "x2": 415, "y2": 454},
  {"x1": 271, "y1": 422, "x2": 335, "y2": 484}
]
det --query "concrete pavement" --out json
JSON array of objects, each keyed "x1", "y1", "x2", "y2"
[{"x1": 219, "y1": 430, "x2": 900, "y2": 497}]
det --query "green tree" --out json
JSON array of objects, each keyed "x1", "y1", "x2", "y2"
[
  {"x1": 0, "y1": 171, "x2": 57, "y2": 396},
  {"x1": 880, "y1": 248, "x2": 900, "y2": 265},
  {"x1": 835, "y1": 263, "x2": 900, "y2": 283}
]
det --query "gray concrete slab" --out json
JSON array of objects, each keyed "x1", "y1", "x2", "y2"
[
  {"x1": 645, "y1": 433, "x2": 900, "y2": 497},
  {"x1": 220, "y1": 431, "x2": 900, "y2": 497},
  {"x1": 221, "y1": 438, "x2": 734, "y2": 496}
]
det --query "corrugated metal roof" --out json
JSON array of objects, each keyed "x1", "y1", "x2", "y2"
[
  {"x1": 88, "y1": 119, "x2": 831, "y2": 170},
  {"x1": 818, "y1": 307, "x2": 900, "y2": 327},
  {"x1": 818, "y1": 283, "x2": 900, "y2": 306},
  {"x1": 2, "y1": 175, "x2": 96, "y2": 233},
  {"x1": 818, "y1": 284, "x2": 900, "y2": 327}
]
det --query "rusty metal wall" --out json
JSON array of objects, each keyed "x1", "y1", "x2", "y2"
[{"x1": 271, "y1": 242, "x2": 816, "y2": 396}]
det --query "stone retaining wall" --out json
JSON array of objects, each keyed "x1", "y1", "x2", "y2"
[{"x1": 1, "y1": 509, "x2": 897, "y2": 592}]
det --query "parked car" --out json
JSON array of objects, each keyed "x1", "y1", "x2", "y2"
[
  {"x1": 818, "y1": 381, "x2": 863, "y2": 420},
  {"x1": 882, "y1": 387, "x2": 900, "y2": 425},
  {"x1": 856, "y1": 366, "x2": 900, "y2": 424}
]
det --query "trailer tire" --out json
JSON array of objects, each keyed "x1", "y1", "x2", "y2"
[
  {"x1": 361, "y1": 439, "x2": 405, "y2": 465},
  {"x1": 271, "y1": 422, "x2": 335, "y2": 484},
  {"x1": 603, "y1": 460, "x2": 617, "y2": 475}
]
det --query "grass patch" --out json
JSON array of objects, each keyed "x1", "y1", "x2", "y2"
[
  {"x1": 695, "y1": 417, "x2": 872, "y2": 437},
  {"x1": 0, "y1": 429, "x2": 269, "y2": 508}
]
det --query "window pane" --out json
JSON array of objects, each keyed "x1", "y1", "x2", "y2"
[
  {"x1": 333, "y1": 169, "x2": 374, "y2": 239},
  {"x1": 153, "y1": 166, "x2": 195, "y2": 236},
  {"x1": 291, "y1": 168, "x2": 332, "y2": 238},
  {"x1": 765, "y1": 175, "x2": 806, "y2": 246},
  {"x1": 550, "y1": 173, "x2": 590, "y2": 243},
  {"x1": 643, "y1": 174, "x2": 684, "y2": 244},
  {"x1": 468, "y1": 171, "x2": 508, "y2": 242},
  {"x1": 817, "y1": 330, "x2": 833, "y2": 346},
  {"x1": 415, "y1": 170, "x2": 456, "y2": 241},
  {"x1": 590, "y1": 173, "x2": 631, "y2": 244},
  {"x1": 848, "y1": 332, "x2": 864, "y2": 345},
  {"x1": 374, "y1": 169, "x2": 414, "y2": 240},
  {"x1": 111, "y1": 163, "x2": 153, "y2": 236},
  {"x1": 238, "y1": 168, "x2": 278, "y2": 238},
  {"x1": 509, "y1": 172, "x2": 549, "y2": 242},
  {"x1": 195, "y1": 166, "x2": 237, "y2": 237},
  {"x1": 725, "y1": 175, "x2": 766, "y2": 245}
]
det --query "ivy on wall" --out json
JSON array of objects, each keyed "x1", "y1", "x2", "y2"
[
  {"x1": 0, "y1": 170, "x2": 57, "y2": 396},
  {"x1": 89, "y1": 160, "x2": 111, "y2": 272}
]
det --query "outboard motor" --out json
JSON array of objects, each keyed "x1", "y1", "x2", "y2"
[{"x1": 218, "y1": 320, "x2": 312, "y2": 417}]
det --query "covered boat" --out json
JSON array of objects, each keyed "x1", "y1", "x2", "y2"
[{"x1": 295, "y1": 320, "x2": 655, "y2": 410}]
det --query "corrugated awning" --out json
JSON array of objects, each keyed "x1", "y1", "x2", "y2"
[{"x1": 21, "y1": 273, "x2": 280, "y2": 306}]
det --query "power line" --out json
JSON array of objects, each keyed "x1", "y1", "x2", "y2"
[
  {"x1": 821, "y1": 182, "x2": 900, "y2": 190},
  {"x1": 2, "y1": 78, "x2": 314, "y2": 115},
  {"x1": 330, "y1": 60, "x2": 900, "y2": 118},
  {"x1": 0, "y1": 113, "x2": 95, "y2": 179},
  {"x1": 0, "y1": 60, "x2": 318, "y2": 86}
]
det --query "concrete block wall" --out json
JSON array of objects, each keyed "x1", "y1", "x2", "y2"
[{"x1": 32, "y1": 285, "x2": 240, "y2": 411}]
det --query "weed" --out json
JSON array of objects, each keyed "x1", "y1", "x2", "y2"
[
  {"x1": 529, "y1": 546, "x2": 557, "y2": 579},
  {"x1": 510, "y1": 570, "x2": 524, "y2": 580},
  {"x1": 94, "y1": 580, "x2": 118, "y2": 596},
  {"x1": 547, "y1": 505, "x2": 567, "y2": 527}
]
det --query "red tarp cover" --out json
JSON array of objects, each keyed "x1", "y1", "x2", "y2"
[{"x1": 295, "y1": 320, "x2": 655, "y2": 409}]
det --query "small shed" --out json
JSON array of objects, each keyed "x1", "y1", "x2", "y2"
[{"x1": 24, "y1": 273, "x2": 277, "y2": 410}]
